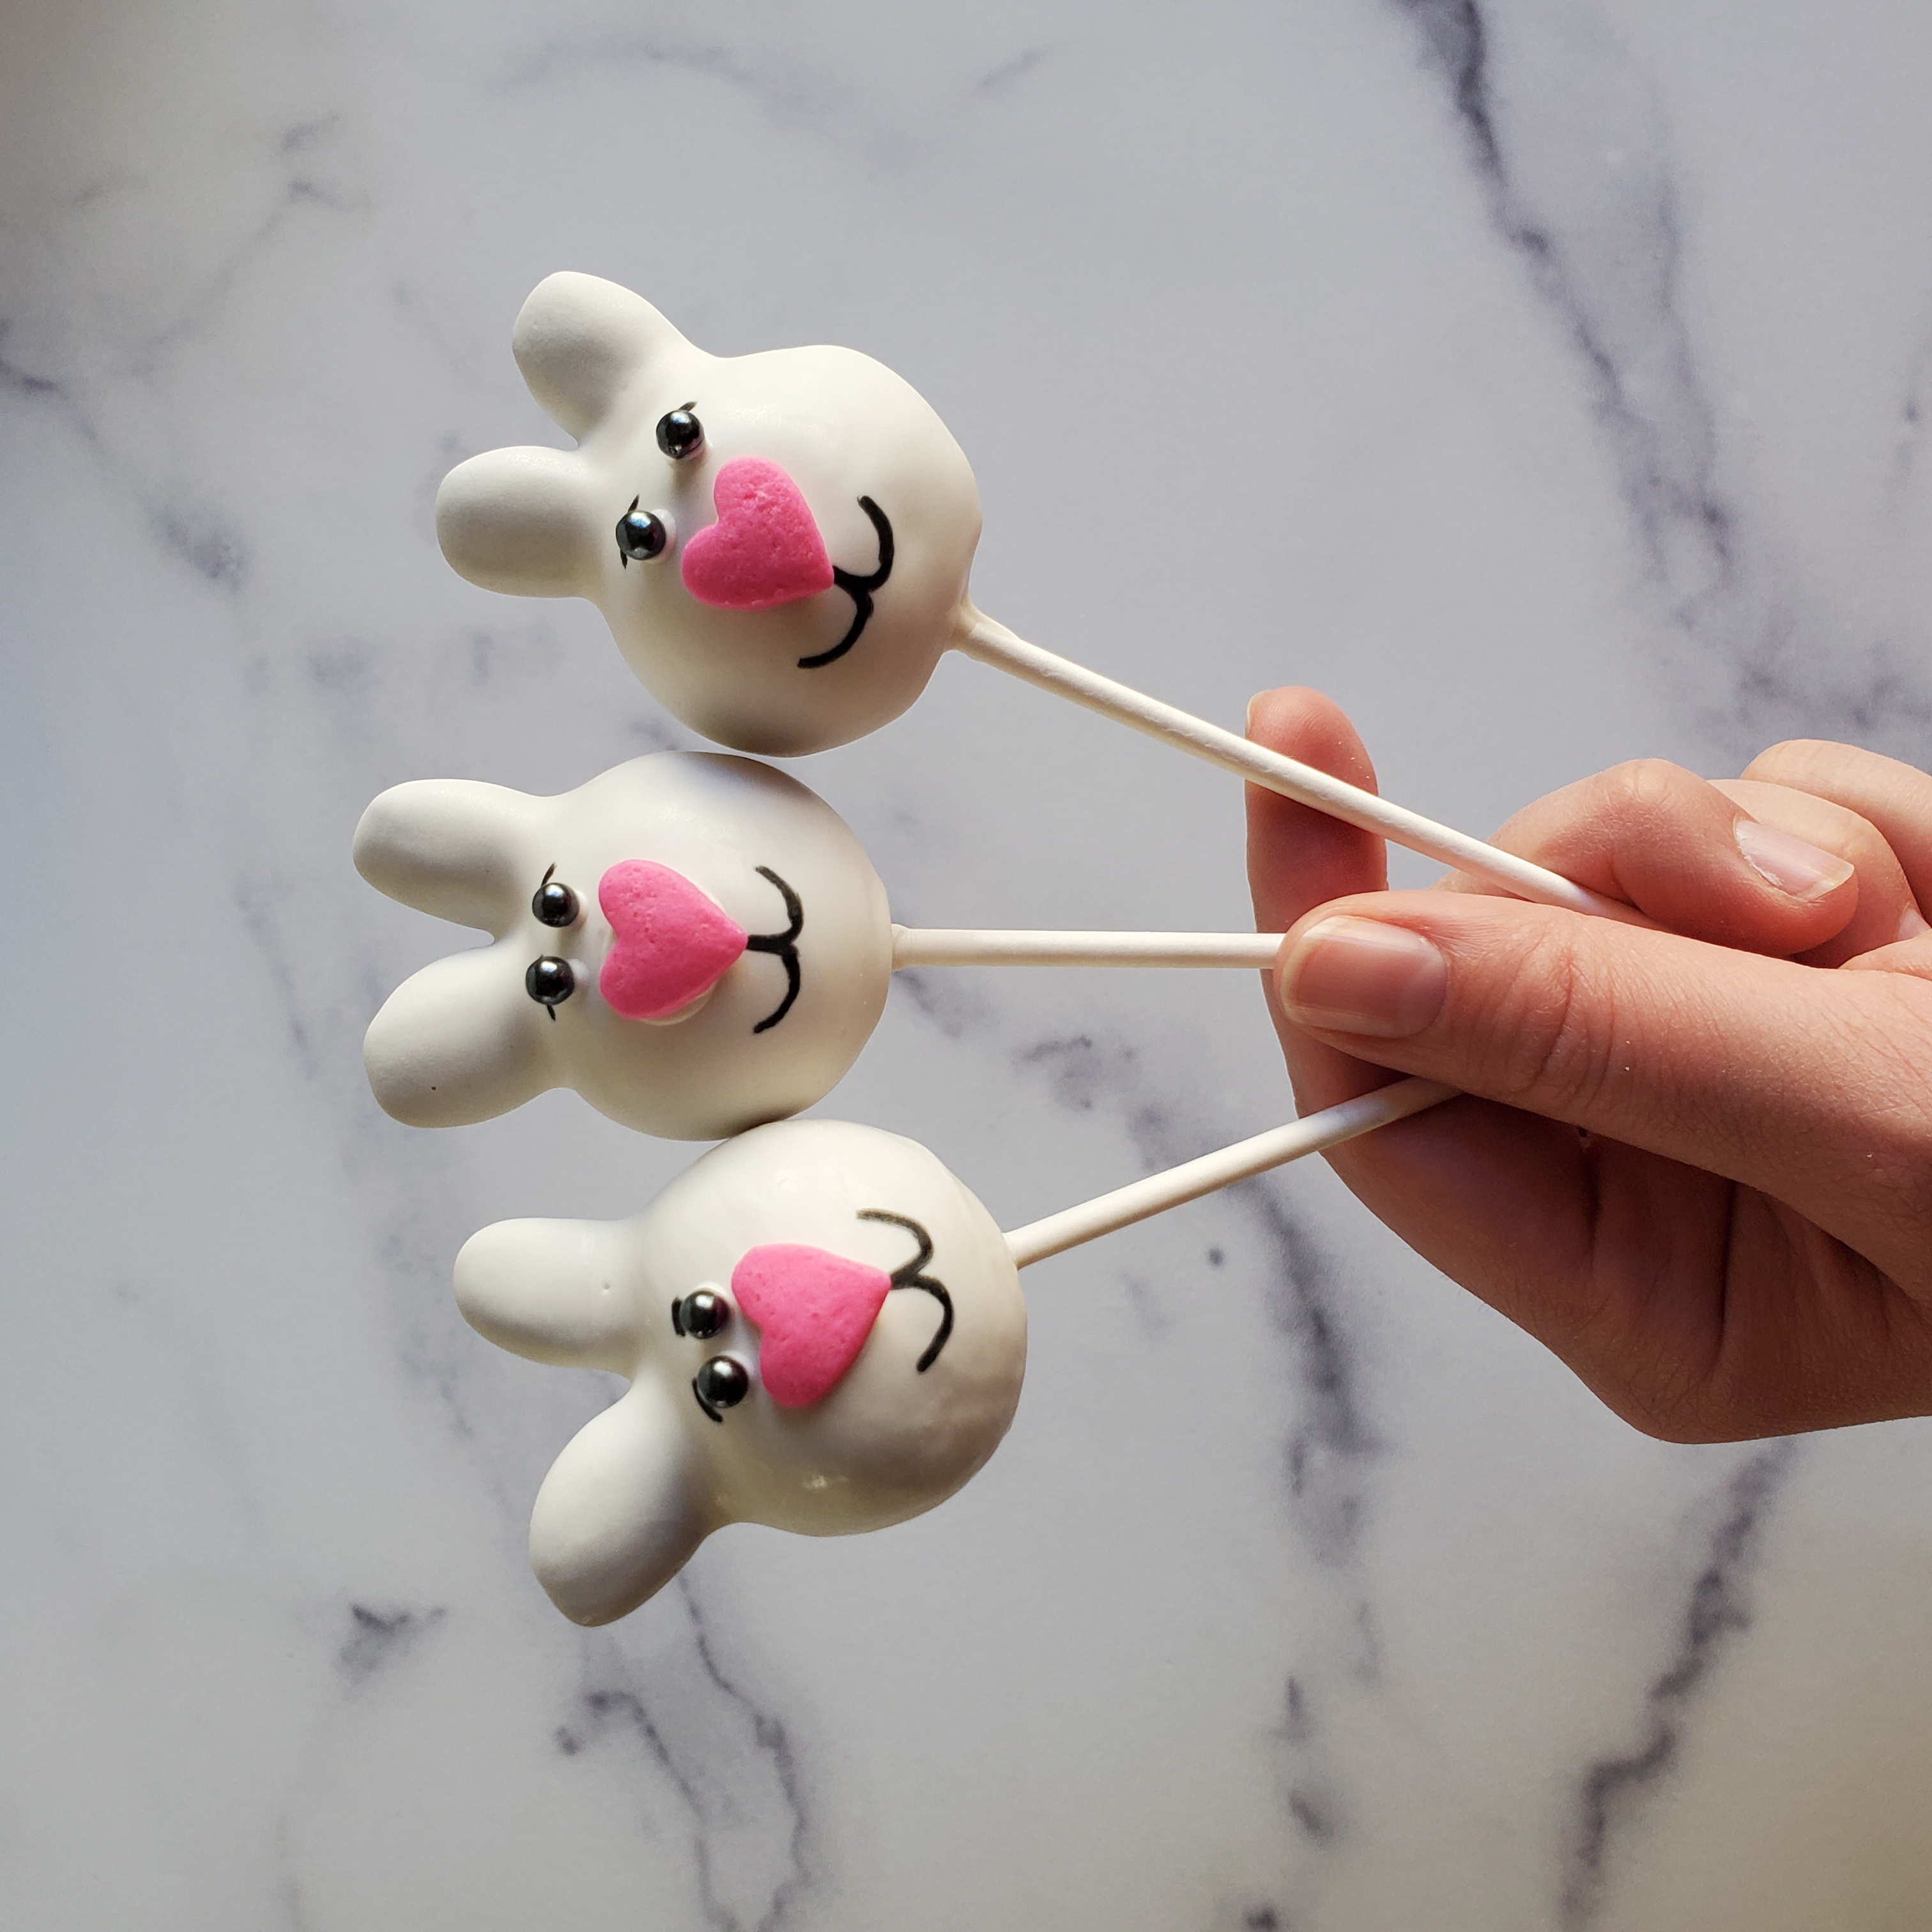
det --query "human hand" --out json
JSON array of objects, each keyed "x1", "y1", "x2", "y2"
[{"x1": 1246, "y1": 689, "x2": 1932, "y2": 1441}]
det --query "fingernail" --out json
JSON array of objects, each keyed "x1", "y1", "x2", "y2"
[
  {"x1": 1733, "y1": 818, "x2": 1854, "y2": 898},
  {"x1": 1901, "y1": 903, "x2": 1930, "y2": 942},
  {"x1": 1278, "y1": 915, "x2": 1448, "y2": 1037}
]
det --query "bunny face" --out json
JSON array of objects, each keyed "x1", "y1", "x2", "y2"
[
  {"x1": 436, "y1": 272, "x2": 983, "y2": 756},
  {"x1": 454, "y1": 1119, "x2": 1027, "y2": 1625},
  {"x1": 355, "y1": 753, "x2": 891, "y2": 1140}
]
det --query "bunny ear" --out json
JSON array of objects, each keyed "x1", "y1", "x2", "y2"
[
  {"x1": 453, "y1": 1215, "x2": 642, "y2": 1372},
  {"x1": 354, "y1": 777, "x2": 532, "y2": 927},
  {"x1": 529, "y1": 1384, "x2": 711, "y2": 1625},
  {"x1": 435, "y1": 445, "x2": 601, "y2": 597},
  {"x1": 511, "y1": 271, "x2": 691, "y2": 440},
  {"x1": 364, "y1": 946, "x2": 549, "y2": 1128}
]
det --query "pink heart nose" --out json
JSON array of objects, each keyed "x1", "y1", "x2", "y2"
[
  {"x1": 680, "y1": 457, "x2": 836, "y2": 611},
  {"x1": 730, "y1": 1245, "x2": 893, "y2": 1407},
  {"x1": 598, "y1": 861, "x2": 748, "y2": 1020}
]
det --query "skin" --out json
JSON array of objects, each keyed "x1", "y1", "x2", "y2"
[{"x1": 1245, "y1": 687, "x2": 1932, "y2": 1442}]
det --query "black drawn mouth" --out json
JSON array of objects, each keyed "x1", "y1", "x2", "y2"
[
  {"x1": 797, "y1": 496, "x2": 894, "y2": 670},
  {"x1": 858, "y1": 1209, "x2": 953, "y2": 1372},
  {"x1": 744, "y1": 865, "x2": 804, "y2": 1033}
]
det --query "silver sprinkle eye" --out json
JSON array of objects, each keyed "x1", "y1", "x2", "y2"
[
  {"x1": 672, "y1": 1289, "x2": 730, "y2": 1339},
  {"x1": 692, "y1": 1355, "x2": 750, "y2": 1420},
  {"x1": 525, "y1": 956, "x2": 574, "y2": 1013},
  {"x1": 532, "y1": 875, "x2": 578, "y2": 928},
  {"x1": 656, "y1": 406, "x2": 703, "y2": 461},
  {"x1": 616, "y1": 498, "x2": 668, "y2": 564}
]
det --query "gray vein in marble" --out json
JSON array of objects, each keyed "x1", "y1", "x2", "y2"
[
  {"x1": 1011, "y1": 1026, "x2": 1378, "y2": 1555},
  {"x1": 558, "y1": 1583, "x2": 816, "y2": 1932},
  {"x1": 1286, "y1": 1779, "x2": 1338, "y2": 1846},
  {"x1": 683, "y1": 1589, "x2": 814, "y2": 1932},
  {"x1": 1400, "y1": 1, "x2": 1932, "y2": 764},
  {"x1": 337, "y1": 1602, "x2": 445, "y2": 1685},
  {"x1": 974, "y1": 47, "x2": 1048, "y2": 96},
  {"x1": 3, "y1": 309, "x2": 249, "y2": 625},
  {"x1": 1254, "y1": 1193, "x2": 1379, "y2": 1572},
  {"x1": 503, "y1": 14, "x2": 1048, "y2": 176},
  {"x1": 1739, "y1": 642, "x2": 1932, "y2": 751},
  {"x1": 886, "y1": 964, "x2": 994, "y2": 1041},
  {"x1": 1199, "y1": 1903, "x2": 1292, "y2": 1932},
  {"x1": 1010, "y1": 1025, "x2": 1385, "y2": 1881},
  {"x1": 621, "y1": 707, "x2": 694, "y2": 756},
  {"x1": 1885, "y1": 329, "x2": 1932, "y2": 504},
  {"x1": 233, "y1": 871, "x2": 325, "y2": 1079},
  {"x1": 1203, "y1": 1899, "x2": 1290, "y2": 1932},
  {"x1": 557, "y1": 1684, "x2": 694, "y2": 1796},
  {"x1": 1117, "y1": 1266, "x2": 1170, "y2": 1342},
  {"x1": 506, "y1": 27, "x2": 840, "y2": 142},
  {"x1": 275, "y1": 1818, "x2": 319, "y2": 1932},
  {"x1": 1267, "y1": 1672, "x2": 1343, "y2": 1860},
  {"x1": 1558, "y1": 1438, "x2": 1798, "y2": 1928},
  {"x1": 123, "y1": 120, "x2": 369, "y2": 384},
  {"x1": 1396, "y1": 0, "x2": 1733, "y2": 605},
  {"x1": 0, "y1": 324, "x2": 103, "y2": 455},
  {"x1": 0, "y1": 330, "x2": 66, "y2": 404},
  {"x1": 154, "y1": 500, "x2": 249, "y2": 590}
]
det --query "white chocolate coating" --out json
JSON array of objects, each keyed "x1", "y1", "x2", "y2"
[
  {"x1": 454, "y1": 1119, "x2": 1027, "y2": 1625},
  {"x1": 436, "y1": 272, "x2": 983, "y2": 756},
  {"x1": 354, "y1": 753, "x2": 891, "y2": 1140}
]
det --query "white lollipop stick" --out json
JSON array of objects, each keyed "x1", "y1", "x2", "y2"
[
  {"x1": 1004, "y1": 1075, "x2": 1457, "y2": 1267},
  {"x1": 957, "y1": 608, "x2": 1643, "y2": 924},
  {"x1": 894, "y1": 926, "x2": 1284, "y2": 968}
]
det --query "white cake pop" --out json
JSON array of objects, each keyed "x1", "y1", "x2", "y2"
[
  {"x1": 437, "y1": 272, "x2": 980, "y2": 759},
  {"x1": 354, "y1": 752, "x2": 892, "y2": 1140},
  {"x1": 454, "y1": 1119, "x2": 1027, "y2": 1626},
  {"x1": 457, "y1": 1081, "x2": 1453, "y2": 1625},
  {"x1": 436, "y1": 272, "x2": 1633, "y2": 919},
  {"x1": 357, "y1": 751, "x2": 1312, "y2": 1142}
]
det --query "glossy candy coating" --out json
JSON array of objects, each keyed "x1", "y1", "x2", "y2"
[
  {"x1": 454, "y1": 1119, "x2": 1027, "y2": 1624},
  {"x1": 355, "y1": 751, "x2": 891, "y2": 1140},
  {"x1": 436, "y1": 272, "x2": 983, "y2": 755}
]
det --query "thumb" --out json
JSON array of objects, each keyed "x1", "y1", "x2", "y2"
[{"x1": 1274, "y1": 894, "x2": 1932, "y2": 1259}]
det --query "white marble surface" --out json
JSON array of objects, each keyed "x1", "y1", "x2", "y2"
[{"x1": 7, "y1": 1, "x2": 1932, "y2": 1925}]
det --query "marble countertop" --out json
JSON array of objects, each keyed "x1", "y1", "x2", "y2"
[{"x1": 6, "y1": 1, "x2": 1932, "y2": 1926}]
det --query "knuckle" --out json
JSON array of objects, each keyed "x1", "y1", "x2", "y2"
[
  {"x1": 1602, "y1": 756, "x2": 1697, "y2": 827},
  {"x1": 1480, "y1": 930, "x2": 1618, "y2": 1117}
]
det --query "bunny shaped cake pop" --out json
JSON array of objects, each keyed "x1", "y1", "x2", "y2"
[
  {"x1": 455, "y1": 1117, "x2": 1027, "y2": 1625},
  {"x1": 435, "y1": 273, "x2": 1623, "y2": 916},
  {"x1": 355, "y1": 751, "x2": 892, "y2": 1140},
  {"x1": 454, "y1": 1079, "x2": 1453, "y2": 1625},
  {"x1": 436, "y1": 271, "x2": 982, "y2": 757},
  {"x1": 358, "y1": 748, "x2": 1310, "y2": 1142}
]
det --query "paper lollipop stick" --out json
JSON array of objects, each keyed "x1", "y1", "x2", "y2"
[
  {"x1": 892, "y1": 927, "x2": 1283, "y2": 967},
  {"x1": 455, "y1": 1087, "x2": 1451, "y2": 1625},
  {"x1": 955, "y1": 611, "x2": 1639, "y2": 920},
  {"x1": 1003, "y1": 1074, "x2": 1453, "y2": 1264},
  {"x1": 434, "y1": 273, "x2": 1640, "y2": 924}
]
